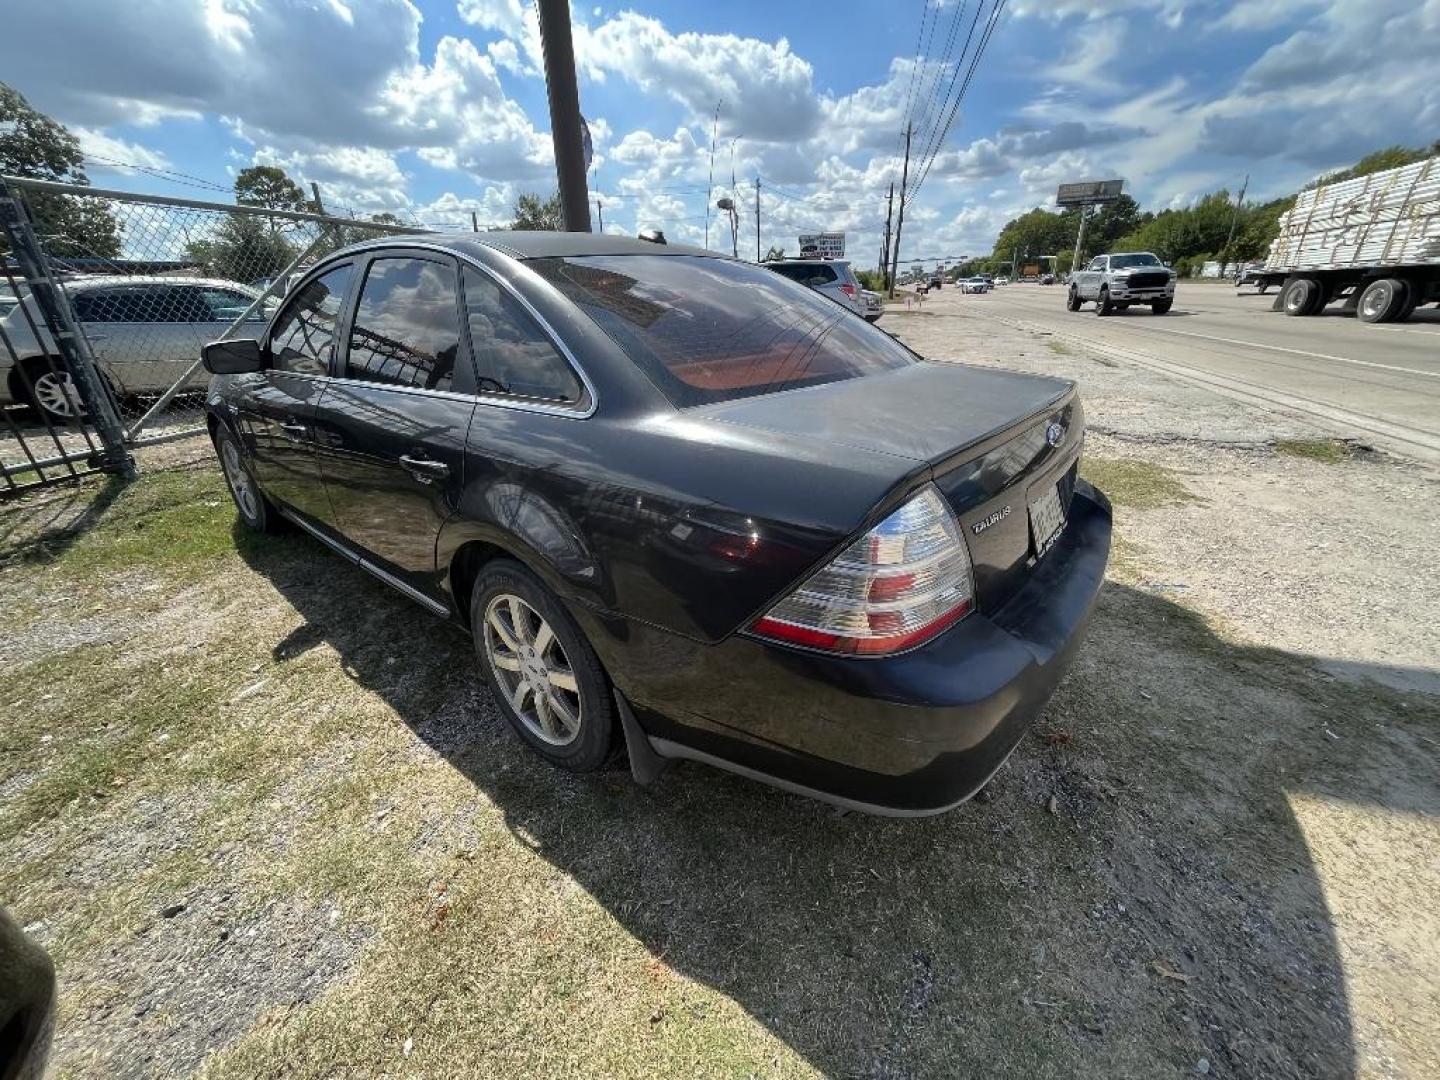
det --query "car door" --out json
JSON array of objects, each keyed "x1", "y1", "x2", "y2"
[
  {"x1": 1082, "y1": 256, "x2": 1107, "y2": 298},
  {"x1": 309, "y1": 251, "x2": 474, "y2": 601},
  {"x1": 239, "y1": 261, "x2": 355, "y2": 525}
]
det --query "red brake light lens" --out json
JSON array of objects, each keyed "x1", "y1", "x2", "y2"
[
  {"x1": 840, "y1": 283, "x2": 857, "y2": 299},
  {"x1": 750, "y1": 485, "x2": 975, "y2": 656}
]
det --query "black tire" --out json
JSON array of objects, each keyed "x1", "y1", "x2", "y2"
[
  {"x1": 214, "y1": 426, "x2": 284, "y2": 533},
  {"x1": 1151, "y1": 299, "x2": 1173, "y2": 315},
  {"x1": 1357, "y1": 278, "x2": 1408, "y2": 324},
  {"x1": 1395, "y1": 280, "x2": 1422, "y2": 322},
  {"x1": 1281, "y1": 277, "x2": 1323, "y2": 316},
  {"x1": 1257, "y1": 283, "x2": 1269, "y2": 295},
  {"x1": 471, "y1": 559, "x2": 615, "y2": 773},
  {"x1": 1094, "y1": 287, "x2": 1112, "y2": 316},
  {"x1": 1066, "y1": 287, "x2": 1082, "y2": 312}
]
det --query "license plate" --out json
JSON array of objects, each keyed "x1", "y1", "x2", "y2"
[{"x1": 1029, "y1": 483, "x2": 1067, "y2": 558}]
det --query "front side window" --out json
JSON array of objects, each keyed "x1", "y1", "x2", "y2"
[
  {"x1": 345, "y1": 257, "x2": 461, "y2": 391},
  {"x1": 1088, "y1": 257, "x2": 1106, "y2": 272},
  {"x1": 531, "y1": 255, "x2": 915, "y2": 408},
  {"x1": 196, "y1": 287, "x2": 270, "y2": 323},
  {"x1": 463, "y1": 266, "x2": 580, "y2": 403},
  {"x1": 269, "y1": 263, "x2": 353, "y2": 375}
]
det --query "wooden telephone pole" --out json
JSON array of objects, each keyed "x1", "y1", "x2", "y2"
[{"x1": 888, "y1": 124, "x2": 912, "y2": 298}]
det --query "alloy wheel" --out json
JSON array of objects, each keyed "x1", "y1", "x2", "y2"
[
  {"x1": 483, "y1": 593, "x2": 582, "y2": 746},
  {"x1": 220, "y1": 439, "x2": 260, "y2": 522},
  {"x1": 32, "y1": 371, "x2": 84, "y2": 419}
]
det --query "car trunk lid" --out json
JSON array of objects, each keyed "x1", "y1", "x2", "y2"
[{"x1": 697, "y1": 361, "x2": 1082, "y2": 613}]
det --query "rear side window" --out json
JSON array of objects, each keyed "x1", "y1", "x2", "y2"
[
  {"x1": 269, "y1": 263, "x2": 353, "y2": 375},
  {"x1": 531, "y1": 255, "x2": 914, "y2": 407},
  {"x1": 73, "y1": 285, "x2": 170, "y2": 323},
  {"x1": 770, "y1": 263, "x2": 837, "y2": 287},
  {"x1": 345, "y1": 257, "x2": 462, "y2": 391},
  {"x1": 462, "y1": 266, "x2": 581, "y2": 403}
]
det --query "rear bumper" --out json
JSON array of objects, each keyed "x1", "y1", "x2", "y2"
[{"x1": 598, "y1": 482, "x2": 1112, "y2": 815}]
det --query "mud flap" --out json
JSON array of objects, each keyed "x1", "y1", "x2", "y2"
[{"x1": 615, "y1": 690, "x2": 670, "y2": 787}]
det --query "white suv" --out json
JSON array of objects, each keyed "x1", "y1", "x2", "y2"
[
  {"x1": 1, "y1": 276, "x2": 271, "y2": 423},
  {"x1": 763, "y1": 259, "x2": 867, "y2": 318}
]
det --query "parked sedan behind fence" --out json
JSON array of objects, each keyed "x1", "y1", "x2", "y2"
[
  {"x1": 203, "y1": 232, "x2": 1111, "y2": 815},
  {"x1": 1, "y1": 276, "x2": 272, "y2": 424}
]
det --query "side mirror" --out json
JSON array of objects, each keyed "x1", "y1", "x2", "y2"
[{"x1": 202, "y1": 338, "x2": 264, "y2": 375}]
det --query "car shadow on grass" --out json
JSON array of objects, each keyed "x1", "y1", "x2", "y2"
[{"x1": 239, "y1": 524, "x2": 1440, "y2": 1079}]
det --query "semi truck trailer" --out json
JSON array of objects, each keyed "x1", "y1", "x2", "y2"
[{"x1": 1254, "y1": 155, "x2": 1439, "y2": 325}]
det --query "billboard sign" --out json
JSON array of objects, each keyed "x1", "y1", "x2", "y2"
[
  {"x1": 1056, "y1": 179, "x2": 1124, "y2": 207},
  {"x1": 798, "y1": 232, "x2": 846, "y2": 259}
]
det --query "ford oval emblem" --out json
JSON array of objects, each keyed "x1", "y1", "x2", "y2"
[{"x1": 1044, "y1": 421, "x2": 1064, "y2": 447}]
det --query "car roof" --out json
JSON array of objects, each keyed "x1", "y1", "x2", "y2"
[
  {"x1": 356, "y1": 230, "x2": 719, "y2": 261},
  {"x1": 59, "y1": 275, "x2": 260, "y2": 291}
]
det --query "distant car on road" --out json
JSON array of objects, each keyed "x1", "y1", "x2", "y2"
[
  {"x1": 1, "y1": 276, "x2": 273, "y2": 423},
  {"x1": 994, "y1": 276, "x2": 1010, "y2": 286},
  {"x1": 1040, "y1": 273, "x2": 1056, "y2": 285},
  {"x1": 959, "y1": 277, "x2": 990, "y2": 294},
  {"x1": 928, "y1": 274, "x2": 943, "y2": 291},
  {"x1": 203, "y1": 231, "x2": 1111, "y2": 814},
  {"x1": 1066, "y1": 252, "x2": 1176, "y2": 316},
  {"x1": 764, "y1": 258, "x2": 866, "y2": 318}
]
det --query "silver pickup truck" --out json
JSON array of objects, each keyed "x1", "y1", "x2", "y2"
[{"x1": 1066, "y1": 251, "x2": 1176, "y2": 316}]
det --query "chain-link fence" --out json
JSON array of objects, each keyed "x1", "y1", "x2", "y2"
[{"x1": 1, "y1": 175, "x2": 421, "y2": 495}]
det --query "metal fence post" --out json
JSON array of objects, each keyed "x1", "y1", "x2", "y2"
[{"x1": 0, "y1": 180, "x2": 136, "y2": 479}]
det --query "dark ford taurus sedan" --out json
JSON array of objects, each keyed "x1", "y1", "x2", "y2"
[{"x1": 203, "y1": 232, "x2": 1111, "y2": 815}]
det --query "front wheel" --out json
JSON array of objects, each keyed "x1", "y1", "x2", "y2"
[
  {"x1": 1151, "y1": 299, "x2": 1173, "y2": 314},
  {"x1": 1066, "y1": 287, "x2": 1082, "y2": 312},
  {"x1": 473, "y1": 560, "x2": 615, "y2": 773},
  {"x1": 215, "y1": 426, "x2": 283, "y2": 533},
  {"x1": 1094, "y1": 288, "x2": 1112, "y2": 316}
]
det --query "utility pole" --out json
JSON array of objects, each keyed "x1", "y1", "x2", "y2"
[
  {"x1": 470, "y1": 211, "x2": 479, "y2": 232},
  {"x1": 535, "y1": 0, "x2": 591, "y2": 231},
  {"x1": 888, "y1": 124, "x2": 912, "y2": 299},
  {"x1": 880, "y1": 180, "x2": 895, "y2": 284},
  {"x1": 595, "y1": 198, "x2": 604, "y2": 233},
  {"x1": 1012, "y1": 245, "x2": 1018, "y2": 278},
  {"x1": 755, "y1": 177, "x2": 761, "y2": 261},
  {"x1": 1070, "y1": 204, "x2": 1090, "y2": 278},
  {"x1": 1222, "y1": 173, "x2": 1249, "y2": 270},
  {"x1": 704, "y1": 100, "x2": 721, "y2": 249}
]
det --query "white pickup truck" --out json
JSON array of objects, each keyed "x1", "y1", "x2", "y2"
[{"x1": 1066, "y1": 251, "x2": 1177, "y2": 316}]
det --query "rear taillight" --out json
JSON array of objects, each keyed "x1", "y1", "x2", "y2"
[
  {"x1": 840, "y1": 283, "x2": 857, "y2": 299},
  {"x1": 751, "y1": 485, "x2": 974, "y2": 656}
]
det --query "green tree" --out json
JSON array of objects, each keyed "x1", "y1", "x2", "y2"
[
  {"x1": 990, "y1": 206, "x2": 1080, "y2": 269},
  {"x1": 763, "y1": 244, "x2": 786, "y2": 260},
  {"x1": 369, "y1": 211, "x2": 406, "y2": 226},
  {"x1": 184, "y1": 213, "x2": 296, "y2": 282},
  {"x1": 0, "y1": 82, "x2": 122, "y2": 259},
  {"x1": 235, "y1": 165, "x2": 311, "y2": 213},
  {"x1": 509, "y1": 192, "x2": 563, "y2": 231}
]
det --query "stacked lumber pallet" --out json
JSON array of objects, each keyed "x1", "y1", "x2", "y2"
[{"x1": 1264, "y1": 156, "x2": 1440, "y2": 271}]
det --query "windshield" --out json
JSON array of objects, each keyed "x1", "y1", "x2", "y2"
[
  {"x1": 529, "y1": 255, "x2": 915, "y2": 407},
  {"x1": 1110, "y1": 254, "x2": 1163, "y2": 269}
]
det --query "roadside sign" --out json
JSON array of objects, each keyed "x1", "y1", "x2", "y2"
[
  {"x1": 798, "y1": 232, "x2": 845, "y2": 259},
  {"x1": 1056, "y1": 179, "x2": 1124, "y2": 206}
]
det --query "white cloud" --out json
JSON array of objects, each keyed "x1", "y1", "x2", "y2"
[
  {"x1": 0, "y1": 0, "x2": 552, "y2": 185},
  {"x1": 72, "y1": 127, "x2": 172, "y2": 175}
]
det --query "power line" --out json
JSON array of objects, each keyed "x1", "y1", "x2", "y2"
[
  {"x1": 908, "y1": 0, "x2": 1009, "y2": 202},
  {"x1": 81, "y1": 155, "x2": 233, "y2": 194}
]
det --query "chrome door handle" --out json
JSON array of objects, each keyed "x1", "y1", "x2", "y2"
[
  {"x1": 399, "y1": 454, "x2": 449, "y2": 482},
  {"x1": 280, "y1": 421, "x2": 308, "y2": 439}
]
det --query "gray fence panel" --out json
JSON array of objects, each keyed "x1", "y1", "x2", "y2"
[{"x1": 1, "y1": 175, "x2": 424, "y2": 493}]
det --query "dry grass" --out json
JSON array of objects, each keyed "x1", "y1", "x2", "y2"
[{"x1": 2, "y1": 461, "x2": 1437, "y2": 1079}]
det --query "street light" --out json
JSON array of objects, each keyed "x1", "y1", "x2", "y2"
[{"x1": 716, "y1": 196, "x2": 739, "y2": 258}]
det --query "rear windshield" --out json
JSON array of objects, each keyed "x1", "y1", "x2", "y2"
[{"x1": 528, "y1": 254, "x2": 914, "y2": 407}]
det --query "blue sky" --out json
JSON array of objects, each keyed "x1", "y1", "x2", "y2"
[{"x1": 3, "y1": 0, "x2": 1436, "y2": 266}]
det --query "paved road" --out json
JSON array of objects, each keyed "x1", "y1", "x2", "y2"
[{"x1": 945, "y1": 282, "x2": 1440, "y2": 463}]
